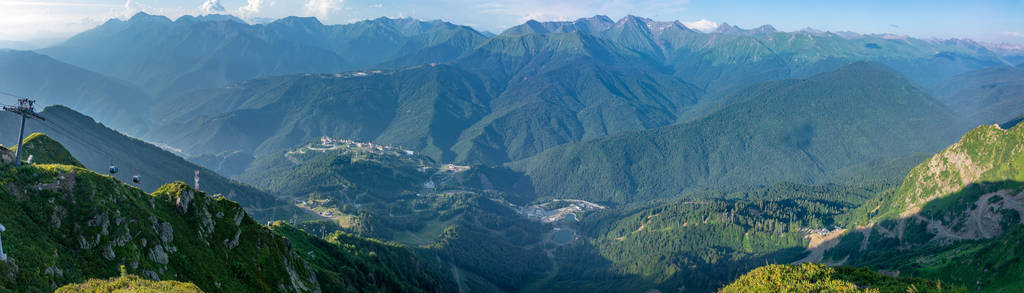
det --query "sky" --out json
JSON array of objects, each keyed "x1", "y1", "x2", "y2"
[{"x1": 0, "y1": 0, "x2": 1021, "y2": 47}]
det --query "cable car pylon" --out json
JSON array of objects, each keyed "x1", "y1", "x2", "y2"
[{"x1": 2, "y1": 97, "x2": 45, "y2": 166}]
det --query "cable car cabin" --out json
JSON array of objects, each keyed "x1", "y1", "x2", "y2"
[
  {"x1": 108, "y1": 165, "x2": 118, "y2": 174},
  {"x1": 132, "y1": 175, "x2": 141, "y2": 184}
]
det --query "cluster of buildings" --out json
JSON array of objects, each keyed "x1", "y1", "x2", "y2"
[
  {"x1": 517, "y1": 200, "x2": 606, "y2": 223},
  {"x1": 319, "y1": 136, "x2": 416, "y2": 156},
  {"x1": 440, "y1": 163, "x2": 471, "y2": 173},
  {"x1": 298, "y1": 198, "x2": 338, "y2": 217}
]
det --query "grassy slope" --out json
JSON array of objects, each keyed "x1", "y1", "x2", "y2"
[
  {"x1": 719, "y1": 263, "x2": 963, "y2": 293},
  {"x1": 56, "y1": 273, "x2": 203, "y2": 293},
  {"x1": 827, "y1": 123, "x2": 1024, "y2": 292},
  {"x1": 11, "y1": 133, "x2": 84, "y2": 167},
  {"x1": 0, "y1": 136, "x2": 456, "y2": 292},
  {"x1": 0, "y1": 162, "x2": 318, "y2": 292},
  {"x1": 848, "y1": 123, "x2": 1024, "y2": 224}
]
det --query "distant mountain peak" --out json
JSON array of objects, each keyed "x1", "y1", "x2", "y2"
[
  {"x1": 714, "y1": 22, "x2": 775, "y2": 35},
  {"x1": 834, "y1": 30, "x2": 862, "y2": 39},
  {"x1": 522, "y1": 19, "x2": 549, "y2": 33},
  {"x1": 174, "y1": 14, "x2": 247, "y2": 24},
  {"x1": 753, "y1": 24, "x2": 776, "y2": 34},
  {"x1": 587, "y1": 15, "x2": 614, "y2": 23},
  {"x1": 613, "y1": 15, "x2": 653, "y2": 33},
  {"x1": 270, "y1": 15, "x2": 323, "y2": 27},
  {"x1": 647, "y1": 20, "x2": 691, "y2": 33},
  {"x1": 797, "y1": 27, "x2": 826, "y2": 35},
  {"x1": 196, "y1": 14, "x2": 247, "y2": 24},
  {"x1": 617, "y1": 15, "x2": 651, "y2": 26},
  {"x1": 128, "y1": 11, "x2": 171, "y2": 23},
  {"x1": 712, "y1": 21, "x2": 737, "y2": 33}
]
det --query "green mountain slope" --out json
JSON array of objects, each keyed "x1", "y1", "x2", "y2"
[
  {"x1": 0, "y1": 136, "x2": 458, "y2": 292},
  {"x1": 0, "y1": 160, "x2": 319, "y2": 291},
  {"x1": 0, "y1": 106, "x2": 302, "y2": 222},
  {"x1": 529, "y1": 181, "x2": 886, "y2": 292},
  {"x1": 10, "y1": 133, "x2": 83, "y2": 167},
  {"x1": 513, "y1": 62, "x2": 964, "y2": 204},
  {"x1": 450, "y1": 32, "x2": 700, "y2": 163},
  {"x1": 145, "y1": 64, "x2": 492, "y2": 162},
  {"x1": 848, "y1": 123, "x2": 1024, "y2": 224},
  {"x1": 0, "y1": 50, "x2": 152, "y2": 135},
  {"x1": 376, "y1": 22, "x2": 490, "y2": 69},
  {"x1": 145, "y1": 31, "x2": 701, "y2": 167},
  {"x1": 825, "y1": 123, "x2": 1024, "y2": 292},
  {"x1": 719, "y1": 263, "x2": 962, "y2": 293}
]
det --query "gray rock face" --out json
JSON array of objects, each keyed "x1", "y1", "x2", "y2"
[
  {"x1": 224, "y1": 229, "x2": 241, "y2": 250},
  {"x1": 149, "y1": 244, "x2": 169, "y2": 264},
  {"x1": 0, "y1": 223, "x2": 6, "y2": 261},
  {"x1": 176, "y1": 188, "x2": 194, "y2": 214}
]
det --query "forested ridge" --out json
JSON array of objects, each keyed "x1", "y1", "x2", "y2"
[{"x1": 1, "y1": 9, "x2": 1023, "y2": 293}]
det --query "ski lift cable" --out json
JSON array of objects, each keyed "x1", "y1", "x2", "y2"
[
  {"x1": 37, "y1": 118, "x2": 116, "y2": 159},
  {"x1": 0, "y1": 90, "x2": 27, "y2": 100},
  {"x1": 34, "y1": 118, "x2": 124, "y2": 177}
]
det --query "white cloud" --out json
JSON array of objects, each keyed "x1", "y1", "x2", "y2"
[
  {"x1": 238, "y1": 0, "x2": 266, "y2": 18},
  {"x1": 200, "y1": 0, "x2": 225, "y2": 13},
  {"x1": 1001, "y1": 31, "x2": 1024, "y2": 38},
  {"x1": 369, "y1": 3, "x2": 382, "y2": 9},
  {"x1": 683, "y1": 19, "x2": 717, "y2": 32},
  {"x1": 305, "y1": 0, "x2": 343, "y2": 20}
]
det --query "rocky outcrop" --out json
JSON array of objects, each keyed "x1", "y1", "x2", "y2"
[{"x1": 0, "y1": 164, "x2": 321, "y2": 292}]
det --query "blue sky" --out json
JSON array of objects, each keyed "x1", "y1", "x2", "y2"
[{"x1": 1, "y1": 0, "x2": 1021, "y2": 46}]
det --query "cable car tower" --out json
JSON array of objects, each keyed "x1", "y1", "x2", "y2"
[{"x1": 2, "y1": 97, "x2": 45, "y2": 166}]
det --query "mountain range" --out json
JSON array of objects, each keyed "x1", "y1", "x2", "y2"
[
  {"x1": 0, "y1": 50, "x2": 152, "y2": 135},
  {"x1": 1, "y1": 11, "x2": 1023, "y2": 293},
  {"x1": 15, "y1": 13, "x2": 1019, "y2": 172},
  {"x1": 38, "y1": 13, "x2": 486, "y2": 98}
]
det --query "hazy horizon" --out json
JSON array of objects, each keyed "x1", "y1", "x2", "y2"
[{"x1": 1, "y1": 0, "x2": 1022, "y2": 48}]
